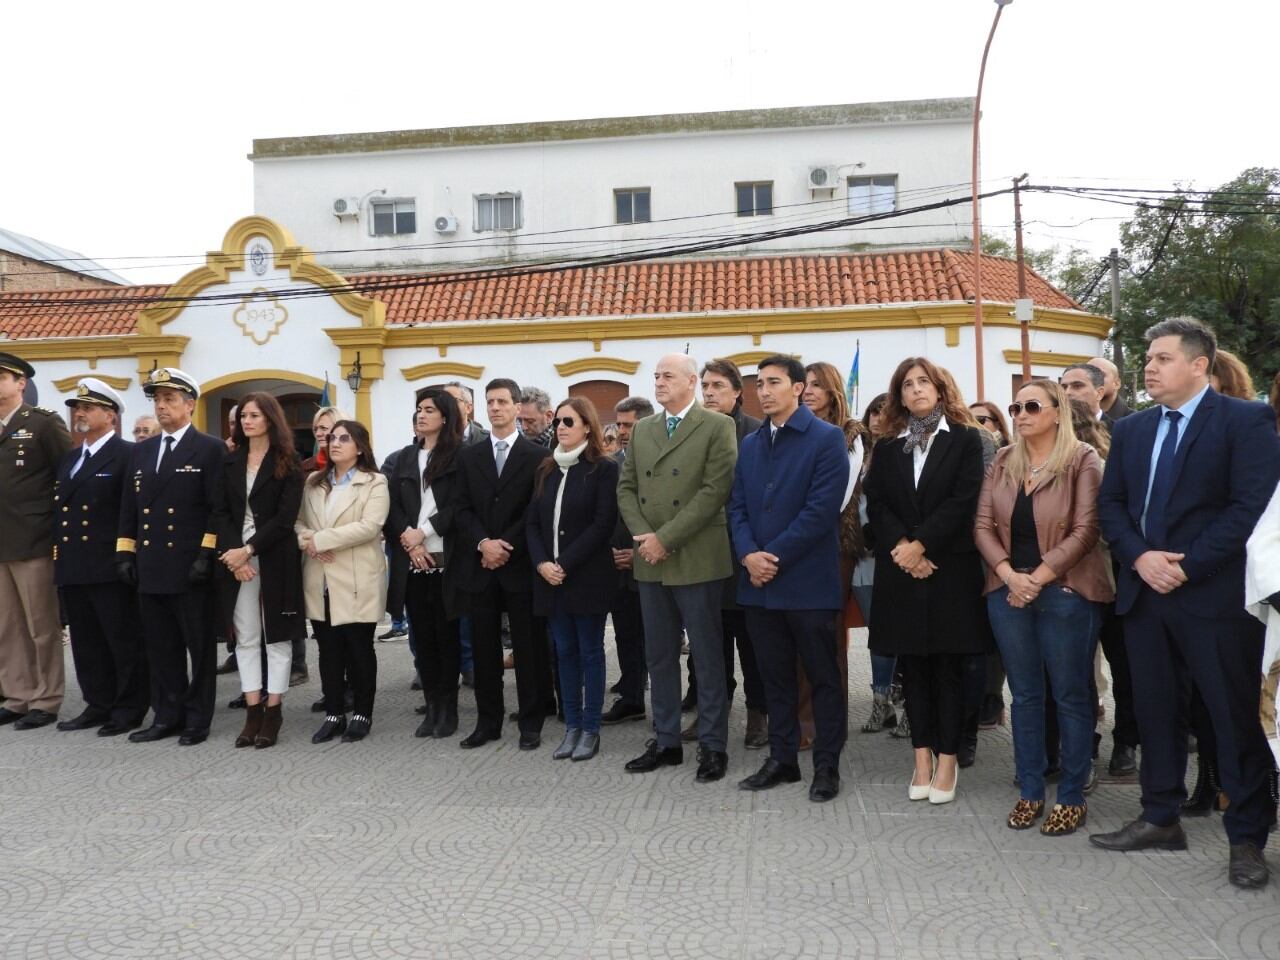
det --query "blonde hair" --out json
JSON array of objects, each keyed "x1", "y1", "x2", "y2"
[
  {"x1": 312, "y1": 405, "x2": 350, "y2": 428},
  {"x1": 1001, "y1": 379, "x2": 1080, "y2": 490}
]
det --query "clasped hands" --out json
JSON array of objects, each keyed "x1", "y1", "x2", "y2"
[
  {"x1": 400, "y1": 527, "x2": 437, "y2": 573},
  {"x1": 479, "y1": 537, "x2": 513, "y2": 570},
  {"x1": 633, "y1": 532, "x2": 669, "y2": 565},
  {"x1": 298, "y1": 532, "x2": 335, "y2": 565},
  {"x1": 892, "y1": 539, "x2": 936, "y2": 580},
  {"x1": 743, "y1": 551, "x2": 778, "y2": 588},
  {"x1": 219, "y1": 545, "x2": 258, "y2": 582},
  {"x1": 1134, "y1": 550, "x2": 1187, "y2": 595},
  {"x1": 538, "y1": 561, "x2": 566, "y2": 586}
]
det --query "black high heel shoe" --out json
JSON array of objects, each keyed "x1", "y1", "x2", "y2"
[
  {"x1": 1181, "y1": 754, "x2": 1221, "y2": 817},
  {"x1": 311, "y1": 715, "x2": 347, "y2": 744}
]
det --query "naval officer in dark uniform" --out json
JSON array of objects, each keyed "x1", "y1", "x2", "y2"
[
  {"x1": 54, "y1": 379, "x2": 149, "y2": 735},
  {"x1": 117, "y1": 368, "x2": 225, "y2": 745},
  {"x1": 0, "y1": 352, "x2": 73, "y2": 729}
]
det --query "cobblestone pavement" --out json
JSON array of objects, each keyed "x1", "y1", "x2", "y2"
[{"x1": 1, "y1": 627, "x2": 1276, "y2": 959}]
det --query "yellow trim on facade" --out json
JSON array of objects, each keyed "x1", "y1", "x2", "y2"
[
  {"x1": 553, "y1": 357, "x2": 641, "y2": 377},
  {"x1": 51, "y1": 373, "x2": 131, "y2": 392},
  {"x1": 1001, "y1": 349, "x2": 1097, "y2": 368},
  {"x1": 192, "y1": 369, "x2": 329, "y2": 432},
  {"x1": 716, "y1": 350, "x2": 799, "y2": 369},
  {"x1": 401, "y1": 361, "x2": 486, "y2": 381},
  {"x1": 13, "y1": 335, "x2": 191, "y2": 375}
]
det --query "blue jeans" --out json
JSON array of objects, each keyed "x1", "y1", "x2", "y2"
[
  {"x1": 852, "y1": 584, "x2": 895, "y2": 693},
  {"x1": 548, "y1": 609, "x2": 607, "y2": 734},
  {"x1": 987, "y1": 585, "x2": 1098, "y2": 805}
]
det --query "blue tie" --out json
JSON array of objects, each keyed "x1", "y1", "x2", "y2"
[{"x1": 1143, "y1": 410, "x2": 1183, "y2": 549}]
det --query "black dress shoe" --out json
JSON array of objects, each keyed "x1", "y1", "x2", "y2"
[
  {"x1": 696, "y1": 748, "x2": 729, "y2": 783},
  {"x1": 14, "y1": 709, "x2": 58, "y2": 730},
  {"x1": 625, "y1": 739, "x2": 683, "y2": 773},
  {"x1": 57, "y1": 709, "x2": 109, "y2": 731},
  {"x1": 310, "y1": 697, "x2": 326, "y2": 713},
  {"x1": 957, "y1": 737, "x2": 977, "y2": 769},
  {"x1": 1228, "y1": 843, "x2": 1270, "y2": 889},
  {"x1": 129, "y1": 723, "x2": 179, "y2": 743},
  {"x1": 1089, "y1": 818, "x2": 1187, "y2": 852},
  {"x1": 601, "y1": 700, "x2": 646, "y2": 725},
  {"x1": 414, "y1": 716, "x2": 435, "y2": 738},
  {"x1": 178, "y1": 729, "x2": 209, "y2": 746},
  {"x1": 518, "y1": 732, "x2": 541, "y2": 751},
  {"x1": 810, "y1": 766, "x2": 841, "y2": 803},
  {"x1": 228, "y1": 693, "x2": 247, "y2": 710},
  {"x1": 215, "y1": 654, "x2": 238, "y2": 675},
  {"x1": 739, "y1": 757, "x2": 802, "y2": 791},
  {"x1": 1108, "y1": 744, "x2": 1138, "y2": 778},
  {"x1": 312, "y1": 715, "x2": 347, "y2": 743},
  {"x1": 98, "y1": 719, "x2": 141, "y2": 737},
  {"x1": 459, "y1": 727, "x2": 500, "y2": 749},
  {"x1": 342, "y1": 715, "x2": 371, "y2": 742},
  {"x1": 0, "y1": 707, "x2": 23, "y2": 725},
  {"x1": 1182, "y1": 756, "x2": 1220, "y2": 816},
  {"x1": 680, "y1": 688, "x2": 697, "y2": 712}
]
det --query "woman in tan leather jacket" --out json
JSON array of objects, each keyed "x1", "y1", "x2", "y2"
[{"x1": 974, "y1": 379, "x2": 1114, "y2": 837}]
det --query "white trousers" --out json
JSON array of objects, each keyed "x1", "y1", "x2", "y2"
[{"x1": 233, "y1": 561, "x2": 291, "y2": 695}]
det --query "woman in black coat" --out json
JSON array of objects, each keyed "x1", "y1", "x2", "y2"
[
  {"x1": 215, "y1": 392, "x2": 305, "y2": 748},
  {"x1": 864, "y1": 357, "x2": 986, "y2": 805},
  {"x1": 386, "y1": 386, "x2": 465, "y2": 739},
  {"x1": 527, "y1": 397, "x2": 619, "y2": 762}
]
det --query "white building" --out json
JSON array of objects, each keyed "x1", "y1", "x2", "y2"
[{"x1": 251, "y1": 99, "x2": 975, "y2": 273}]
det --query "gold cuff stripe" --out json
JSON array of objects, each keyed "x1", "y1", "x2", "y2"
[
  {"x1": 116, "y1": 538, "x2": 137, "y2": 553},
  {"x1": 201, "y1": 533, "x2": 218, "y2": 549}
]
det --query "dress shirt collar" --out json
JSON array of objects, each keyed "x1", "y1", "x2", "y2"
[
  {"x1": 664, "y1": 398, "x2": 696, "y2": 422},
  {"x1": 489, "y1": 426, "x2": 518, "y2": 453},
  {"x1": 1161, "y1": 382, "x2": 1210, "y2": 420},
  {"x1": 161, "y1": 422, "x2": 192, "y2": 447}
]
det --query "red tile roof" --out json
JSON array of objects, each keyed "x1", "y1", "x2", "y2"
[{"x1": 0, "y1": 250, "x2": 1081, "y2": 341}]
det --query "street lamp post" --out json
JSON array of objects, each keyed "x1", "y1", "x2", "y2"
[{"x1": 971, "y1": 0, "x2": 1012, "y2": 402}]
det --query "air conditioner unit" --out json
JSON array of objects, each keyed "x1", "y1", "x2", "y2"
[
  {"x1": 332, "y1": 197, "x2": 361, "y2": 218},
  {"x1": 807, "y1": 166, "x2": 839, "y2": 191},
  {"x1": 434, "y1": 215, "x2": 458, "y2": 234}
]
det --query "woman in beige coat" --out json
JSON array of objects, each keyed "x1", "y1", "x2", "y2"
[{"x1": 295, "y1": 420, "x2": 389, "y2": 744}]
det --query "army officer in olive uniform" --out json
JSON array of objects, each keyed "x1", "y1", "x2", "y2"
[
  {"x1": 117, "y1": 368, "x2": 225, "y2": 746},
  {"x1": 54, "y1": 379, "x2": 149, "y2": 735},
  {"x1": 0, "y1": 352, "x2": 74, "y2": 729}
]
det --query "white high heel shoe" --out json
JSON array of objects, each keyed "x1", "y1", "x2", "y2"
[
  {"x1": 908, "y1": 760, "x2": 934, "y2": 801},
  {"x1": 928, "y1": 765, "x2": 957, "y2": 805}
]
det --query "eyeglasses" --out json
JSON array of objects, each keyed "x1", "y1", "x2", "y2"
[
  {"x1": 1007, "y1": 400, "x2": 1056, "y2": 417},
  {"x1": 973, "y1": 414, "x2": 994, "y2": 425},
  {"x1": 552, "y1": 416, "x2": 577, "y2": 429},
  {"x1": 329, "y1": 434, "x2": 354, "y2": 445}
]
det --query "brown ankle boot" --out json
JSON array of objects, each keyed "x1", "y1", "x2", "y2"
[
  {"x1": 255, "y1": 703, "x2": 283, "y2": 748},
  {"x1": 235, "y1": 701, "x2": 264, "y2": 748}
]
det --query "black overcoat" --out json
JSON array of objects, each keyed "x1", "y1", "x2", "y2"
[
  {"x1": 384, "y1": 441, "x2": 462, "y2": 619},
  {"x1": 526, "y1": 455, "x2": 619, "y2": 616},
  {"x1": 864, "y1": 420, "x2": 989, "y2": 656}
]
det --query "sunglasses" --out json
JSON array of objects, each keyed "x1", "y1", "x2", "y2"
[
  {"x1": 329, "y1": 434, "x2": 354, "y2": 445},
  {"x1": 973, "y1": 414, "x2": 994, "y2": 425},
  {"x1": 552, "y1": 416, "x2": 578, "y2": 429},
  {"x1": 1008, "y1": 400, "x2": 1056, "y2": 417}
]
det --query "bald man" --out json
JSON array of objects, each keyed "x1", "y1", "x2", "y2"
[{"x1": 1090, "y1": 357, "x2": 1133, "y2": 420}]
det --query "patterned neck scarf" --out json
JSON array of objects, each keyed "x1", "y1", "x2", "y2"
[{"x1": 904, "y1": 403, "x2": 943, "y2": 454}]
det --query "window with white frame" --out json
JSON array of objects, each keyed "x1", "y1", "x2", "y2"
[
  {"x1": 615, "y1": 188, "x2": 651, "y2": 224},
  {"x1": 847, "y1": 176, "x2": 897, "y2": 215},
  {"x1": 475, "y1": 193, "x2": 522, "y2": 231},
  {"x1": 370, "y1": 199, "x2": 417, "y2": 236},
  {"x1": 735, "y1": 181, "x2": 773, "y2": 217}
]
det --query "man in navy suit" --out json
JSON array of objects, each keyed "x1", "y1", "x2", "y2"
[
  {"x1": 116, "y1": 368, "x2": 226, "y2": 746},
  {"x1": 1093, "y1": 317, "x2": 1280, "y2": 889},
  {"x1": 54, "y1": 379, "x2": 148, "y2": 735},
  {"x1": 727, "y1": 355, "x2": 849, "y2": 802}
]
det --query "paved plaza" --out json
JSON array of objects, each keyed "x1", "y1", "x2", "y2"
[{"x1": 1, "y1": 627, "x2": 1276, "y2": 960}]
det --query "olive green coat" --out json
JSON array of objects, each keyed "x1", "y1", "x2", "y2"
[{"x1": 617, "y1": 402, "x2": 737, "y2": 586}]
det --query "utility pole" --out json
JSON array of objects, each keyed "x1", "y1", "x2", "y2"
[
  {"x1": 1109, "y1": 247, "x2": 1124, "y2": 398},
  {"x1": 1013, "y1": 174, "x2": 1032, "y2": 382}
]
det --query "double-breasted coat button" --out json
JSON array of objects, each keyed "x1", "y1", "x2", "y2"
[
  {"x1": 168, "y1": 508, "x2": 174, "y2": 514},
  {"x1": 143, "y1": 540, "x2": 150, "y2": 546},
  {"x1": 82, "y1": 520, "x2": 88, "y2": 527},
  {"x1": 81, "y1": 536, "x2": 88, "y2": 542},
  {"x1": 82, "y1": 504, "x2": 88, "y2": 511},
  {"x1": 143, "y1": 508, "x2": 150, "y2": 515},
  {"x1": 672, "y1": 469, "x2": 680, "y2": 476},
  {"x1": 673, "y1": 500, "x2": 679, "y2": 506},
  {"x1": 61, "y1": 506, "x2": 68, "y2": 512},
  {"x1": 62, "y1": 521, "x2": 68, "y2": 527},
  {"x1": 640, "y1": 497, "x2": 646, "y2": 504},
  {"x1": 645, "y1": 470, "x2": 651, "y2": 477}
]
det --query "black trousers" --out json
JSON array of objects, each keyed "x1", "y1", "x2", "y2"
[
  {"x1": 467, "y1": 583, "x2": 550, "y2": 735},
  {"x1": 687, "y1": 609, "x2": 767, "y2": 712},
  {"x1": 311, "y1": 601, "x2": 377, "y2": 718},
  {"x1": 1125, "y1": 590, "x2": 1273, "y2": 848},
  {"x1": 609, "y1": 586, "x2": 646, "y2": 707},
  {"x1": 138, "y1": 586, "x2": 216, "y2": 732},
  {"x1": 404, "y1": 571, "x2": 459, "y2": 702},
  {"x1": 62, "y1": 582, "x2": 149, "y2": 726},
  {"x1": 746, "y1": 607, "x2": 844, "y2": 769},
  {"x1": 1098, "y1": 602, "x2": 1138, "y2": 748},
  {"x1": 899, "y1": 652, "x2": 966, "y2": 756}
]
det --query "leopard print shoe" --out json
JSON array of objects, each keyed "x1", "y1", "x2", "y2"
[
  {"x1": 1040, "y1": 802, "x2": 1087, "y2": 836},
  {"x1": 1006, "y1": 798, "x2": 1045, "y2": 830}
]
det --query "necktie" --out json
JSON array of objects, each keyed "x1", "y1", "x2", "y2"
[
  {"x1": 666, "y1": 416, "x2": 681, "y2": 438},
  {"x1": 1143, "y1": 410, "x2": 1183, "y2": 548},
  {"x1": 157, "y1": 435, "x2": 174, "y2": 472},
  {"x1": 495, "y1": 439, "x2": 509, "y2": 476},
  {"x1": 70, "y1": 445, "x2": 90, "y2": 477}
]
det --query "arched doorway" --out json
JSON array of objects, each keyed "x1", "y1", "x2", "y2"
[
  {"x1": 197, "y1": 370, "x2": 325, "y2": 455},
  {"x1": 568, "y1": 379, "x2": 629, "y2": 424}
]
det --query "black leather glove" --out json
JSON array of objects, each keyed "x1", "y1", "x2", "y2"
[
  {"x1": 116, "y1": 558, "x2": 138, "y2": 587},
  {"x1": 188, "y1": 550, "x2": 213, "y2": 584}
]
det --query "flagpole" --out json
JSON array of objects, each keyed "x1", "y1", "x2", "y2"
[{"x1": 855, "y1": 338, "x2": 860, "y2": 416}]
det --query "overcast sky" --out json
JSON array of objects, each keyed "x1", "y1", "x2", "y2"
[{"x1": 5, "y1": 0, "x2": 1276, "y2": 287}]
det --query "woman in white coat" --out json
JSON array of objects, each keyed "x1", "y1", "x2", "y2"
[{"x1": 295, "y1": 420, "x2": 389, "y2": 743}]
